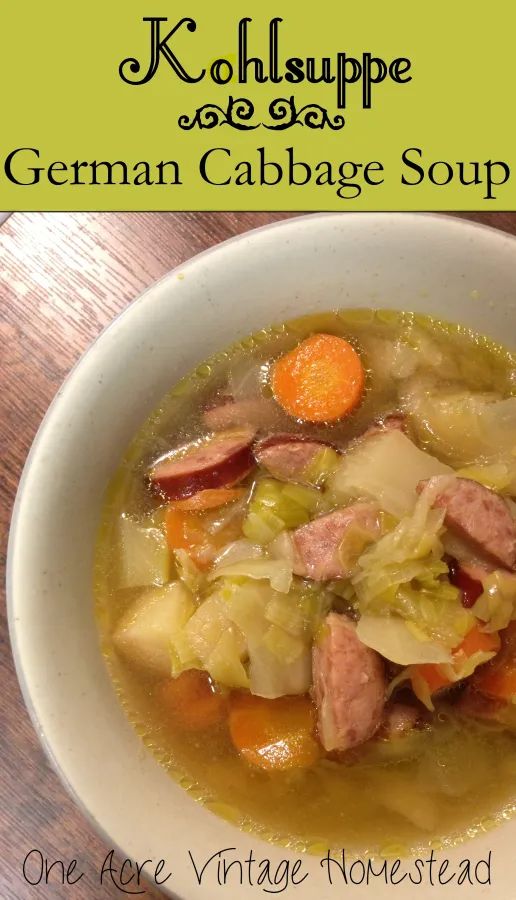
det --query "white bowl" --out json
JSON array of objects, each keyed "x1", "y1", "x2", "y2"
[{"x1": 8, "y1": 213, "x2": 516, "y2": 899}]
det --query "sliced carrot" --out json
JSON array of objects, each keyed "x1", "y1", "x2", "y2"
[
  {"x1": 412, "y1": 625, "x2": 501, "y2": 696},
  {"x1": 169, "y1": 487, "x2": 246, "y2": 512},
  {"x1": 271, "y1": 333, "x2": 365, "y2": 423},
  {"x1": 414, "y1": 663, "x2": 451, "y2": 695},
  {"x1": 165, "y1": 506, "x2": 244, "y2": 567},
  {"x1": 228, "y1": 692, "x2": 320, "y2": 771},
  {"x1": 157, "y1": 670, "x2": 227, "y2": 731},
  {"x1": 165, "y1": 508, "x2": 210, "y2": 564},
  {"x1": 456, "y1": 624, "x2": 501, "y2": 659}
]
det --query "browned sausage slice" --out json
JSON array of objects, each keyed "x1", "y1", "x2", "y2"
[
  {"x1": 292, "y1": 503, "x2": 381, "y2": 581},
  {"x1": 421, "y1": 476, "x2": 516, "y2": 571},
  {"x1": 254, "y1": 433, "x2": 334, "y2": 483},
  {"x1": 150, "y1": 428, "x2": 255, "y2": 500},
  {"x1": 362, "y1": 412, "x2": 406, "y2": 439},
  {"x1": 312, "y1": 613, "x2": 385, "y2": 752}
]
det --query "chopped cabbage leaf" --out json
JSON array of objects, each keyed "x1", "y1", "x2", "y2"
[
  {"x1": 439, "y1": 650, "x2": 498, "y2": 684},
  {"x1": 363, "y1": 326, "x2": 459, "y2": 385},
  {"x1": 170, "y1": 574, "x2": 329, "y2": 695},
  {"x1": 338, "y1": 521, "x2": 379, "y2": 575},
  {"x1": 184, "y1": 594, "x2": 234, "y2": 661},
  {"x1": 179, "y1": 594, "x2": 248, "y2": 688},
  {"x1": 173, "y1": 549, "x2": 204, "y2": 595},
  {"x1": 248, "y1": 640, "x2": 311, "y2": 699},
  {"x1": 170, "y1": 629, "x2": 201, "y2": 677},
  {"x1": 441, "y1": 531, "x2": 490, "y2": 569},
  {"x1": 242, "y1": 478, "x2": 321, "y2": 544},
  {"x1": 265, "y1": 586, "x2": 330, "y2": 637},
  {"x1": 213, "y1": 539, "x2": 263, "y2": 566},
  {"x1": 329, "y1": 430, "x2": 452, "y2": 518},
  {"x1": 356, "y1": 615, "x2": 451, "y2": 665},
  {"x1": 118, "y1": 514, "x2": 170, "y2": 588},
  {"x1": 410, "y1": 669, "x2": 436, "y2": 711},
  {"x1": 203, "y1": 493, "x2": 248, "y2": 535},
  {"x1": 262, "y1": 624, "x2": 304, "y2": 663},
  {"x1": 352, "y1": 481, "x2": 475, "y2": 648},
  {"x1": 402, "y1": 383, "x2": 494, "y2": 466},
  {"x1": 220, "y1": 579, "x2": 270, "y2": 643},
  {"x1": 209, "y1": 557, "x2": 293, "y2": 593},
  {"x1": 472, "y1": 571, "x2": 516, "y2": 633},
  {"x1": 403, "y1": 386, "x2": 516, "y2": 489},
  {"x1": 268, "y1": 530, "x2": 295, "y2": 567},
  {"x1": 455, "y1": 463, "x2": 512, "y2": 492},
  {"x1": 205, "y1": 627, "x2": 249, "y2": 689}
]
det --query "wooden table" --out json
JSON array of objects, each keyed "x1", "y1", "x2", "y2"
[{"x1": 1, "y1": 211, "x2": 515, "y2": 899}]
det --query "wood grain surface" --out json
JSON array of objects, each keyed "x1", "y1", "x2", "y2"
[{"x1": 1, "y1": 211, "x2": 516, "y2": 899}]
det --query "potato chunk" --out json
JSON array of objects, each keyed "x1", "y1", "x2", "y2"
[{"x1": 113, "y1": 582, "x2": 194, "y2": 676}]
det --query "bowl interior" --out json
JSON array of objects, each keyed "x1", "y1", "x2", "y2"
[{"x1": 8, "y1": 213, "x2": 516, "y2": 899}]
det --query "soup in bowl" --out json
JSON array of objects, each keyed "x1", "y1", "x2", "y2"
[
  {"x1": 8, "y1": 214, "x2": 516, "y2": 899},
  {"x1": 97, "y1": 306, "x2": 516, "y2": 856}
]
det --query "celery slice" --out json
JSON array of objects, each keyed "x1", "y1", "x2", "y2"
[
  {"x1": 281, "y1": 482, "x2": 320, "y2": 512},
  {"x1": 303, "y1": 447, "x2": 341, "y2": 486}
]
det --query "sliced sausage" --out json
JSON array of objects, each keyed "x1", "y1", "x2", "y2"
[
  {"x1": 362, "y1": 412, "x2": 406, "y2": 439},
  {"x1": 254, "y1": 433, "x2": 334, "y2": 483},
  {"x1": 150, "y1": 428, "x2": 255, "y2": 501},
  {"x1": 420, "y1": 476, "x2": 516, "y2": 571},
  {"x1": 312, "y1": 613, "x2": 385, "y2": 752},
  {"x1": 292, "y1": 503, "x2": 381, "y2": 581},
  {"x1": 204, "y1": 399, "x2": 278, "y2": 431}
]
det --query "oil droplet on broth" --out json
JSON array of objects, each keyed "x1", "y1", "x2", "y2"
[{"x1": 195, "y1": 363, "x2": 212, "y2": 379}]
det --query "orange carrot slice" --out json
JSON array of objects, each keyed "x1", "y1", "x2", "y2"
[
  {"x1": 271, "y1": 333, "x2": 365, "y2": 423},
  {"x1": 414, "y1": 663, "x2": 451, "y2": 695},
  {"x1": 169, "y1": 487, "x2": 246, "y2": 512},
  {"x1": 165, "y1": 506, "x2": 244, "y2": 567},
  {"x1": 165, "y1": 507, "x2": 220, "y2": 569},
  {"x1": 157, "y1": 670, "x2": 227, "y2": 731},
  {"x1": 165, "y1": 508, "x2": 209, "y2": 557},
  {"x1": 456, "y1": 625, "x2": 501, "y2": 659},
  {"x1": 412, "y1": 625, "x2": 501, "y2": 696},
  {"x1": 228, "y1": 692, "x2": 320, "y2": 771}
]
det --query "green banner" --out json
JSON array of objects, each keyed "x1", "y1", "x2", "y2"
[{"x1": 1, "y1": 0, "x2": 514, "y2": 209}]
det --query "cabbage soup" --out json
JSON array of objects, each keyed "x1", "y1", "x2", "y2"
[{"x1": 95, "y1": 309, "x2": 516, "y2": 855}]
